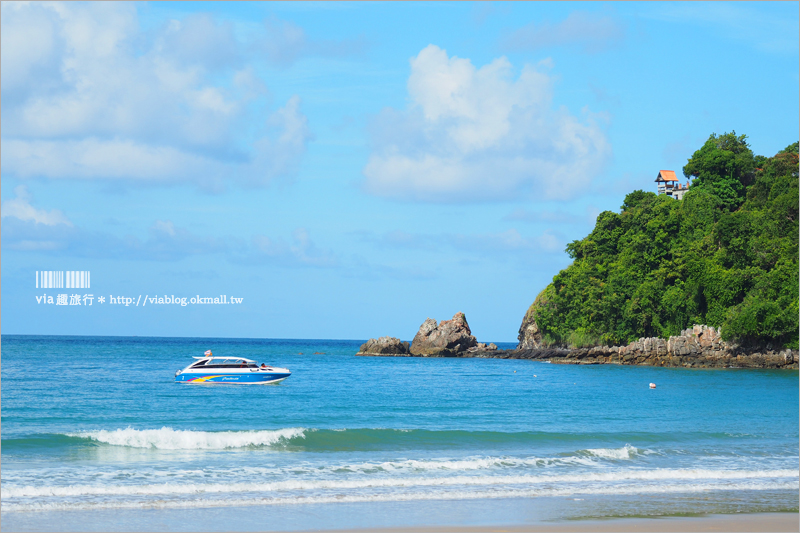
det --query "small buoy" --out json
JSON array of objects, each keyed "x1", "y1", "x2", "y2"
[{"x1": 649, "y1": 383, "x2": 656, "y2": 389}]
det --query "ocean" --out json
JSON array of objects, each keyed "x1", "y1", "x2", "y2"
[{"x1": 1, "y1": 335, "x2": 798, "y2": 531}]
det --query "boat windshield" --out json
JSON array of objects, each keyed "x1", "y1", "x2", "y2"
[{"x1": 201, "y1": 359, "x2": 257, "y2": 368}]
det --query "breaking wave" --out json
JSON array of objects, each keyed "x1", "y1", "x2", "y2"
[
  {"x1": 582, "y1": 444, "x2": 641, "y2": 460},
  {"x1": 65, "y1": 427, "x2": 306, "y2": 450},
  {"x1": 4, "y1": 428, "x2": 773, "y2": 453}
]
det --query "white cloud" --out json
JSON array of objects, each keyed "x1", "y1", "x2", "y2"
[
  {"x1": 1, "y1": 185, "x2": 73, "y2": 226},
  {"x1": 1, "y1": 95, "x2": 311, "y2": 189},
  {"x1": 502, "y1": 11, "x2": 626, "y2": 53},
  {"x1": 0, "y1": 214, "x2": 234, "y2": 260},
  {"x1": 0, "y1": 188, "x2": 336, "y2": 263},
  {"x1": 154, "y1": 14, "x2": 242, "y2": 71},
  {"x1": 0, "y1": 193, "x2": 335, "y2": 264},
  {"x1": 0, "y1": 2, "x2": 311, "y2": 188},
  {"x1": 363, "y1": 45, "x2": 611, "y2": 203}
]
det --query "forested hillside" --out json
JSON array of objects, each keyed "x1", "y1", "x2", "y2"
[{"x1": 526, "y1": 133, "x2": 799, "y2": 349}]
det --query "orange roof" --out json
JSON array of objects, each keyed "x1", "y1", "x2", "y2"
[{"x1": 656, "y1": 170, "x2": 678, "y2": 182}]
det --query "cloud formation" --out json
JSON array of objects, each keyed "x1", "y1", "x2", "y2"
[
  {"x1": 1, "y1": 186, "x2": 73, "y2": 226},
  {"x1": 1, "y1": 215, "x2": 232, "y2": 260},
  {"x1": 1, "y1": 190, "x2": 334, "y2": 266},
  {"x1": 362, "y1": 45, "x2": 611, "y2": 203},
  {"x1": 502, "y1": 11, "x2": 626, "y2": 53},
  {"x1": 0, "y1": 2, "x2": 312, "y2": 189}
]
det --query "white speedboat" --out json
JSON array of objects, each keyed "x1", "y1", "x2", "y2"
[{"x1": 175, "y1": 352, "x2": 291, "y2": 384}]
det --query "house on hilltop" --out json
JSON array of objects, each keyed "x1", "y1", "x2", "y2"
[{"x1": 655, "y1": 170, "x2": 690, "y2": 200}]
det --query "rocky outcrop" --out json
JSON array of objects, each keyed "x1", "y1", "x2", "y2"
[
  {"x1": 356, "y1": 320, "x2": 797, "y2": 369},
  {"x1": 517, "y1": 285, "x2": 555, "y2": 349},
  {"x1": 356, "y1": 336, "x2": 410, "y2": 356},
  {"x1": 465, "y1": 342, "x2": 498, "y2": 355},
  {"x1": 410, "y1": 312, "x2": 478, "y2": 357},
  {"x1": 503, "y1": 325, "x2": 798, "y2": 369},
  {"x1": 517, "y1": 311, "x2": 542, "y2": 349}
]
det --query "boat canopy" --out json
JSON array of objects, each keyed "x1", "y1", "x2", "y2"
[{"x1": 191, "y1": 356, "x2": 256, "y2": 363}]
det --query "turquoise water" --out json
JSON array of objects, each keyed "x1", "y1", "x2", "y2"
[{"x1": 1, "y1": 335, "x2": 798, "y2": 530}]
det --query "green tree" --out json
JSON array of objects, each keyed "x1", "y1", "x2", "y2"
[{"x1": 683, "y1": 132, "x2": 756, "y2": 210}]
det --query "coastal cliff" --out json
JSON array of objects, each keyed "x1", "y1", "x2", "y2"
[{"x1": 508, "y1": 324, "x2": 797, "y2": 369}]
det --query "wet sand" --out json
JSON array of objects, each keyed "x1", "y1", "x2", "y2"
[{"x1": 318, "y1": 513, "x2": 798, "y2": 533}]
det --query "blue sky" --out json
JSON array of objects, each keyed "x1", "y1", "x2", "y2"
[{"x1": 2, "y1": 1, "x2": 798, "y2": 342}]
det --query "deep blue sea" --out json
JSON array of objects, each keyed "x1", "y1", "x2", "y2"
[{"x1": 2, "y1": 335, "x2": 798, "y2": 531}]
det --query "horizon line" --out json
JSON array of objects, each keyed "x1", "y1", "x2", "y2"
[{"x1": 0, "y1": 333, "x2": 520, "y2": 344}]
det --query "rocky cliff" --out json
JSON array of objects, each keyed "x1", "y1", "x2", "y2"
[
  {"x1": 507, "y1": 324, "x2": 797, "y2": 369},
  {"x1": 518, "y1": 285, "x2": 554, "y2": 349}
]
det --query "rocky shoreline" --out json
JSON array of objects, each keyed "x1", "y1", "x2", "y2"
[{"x1": 357, "y1": 314, "x2": 798, "y2": 369}]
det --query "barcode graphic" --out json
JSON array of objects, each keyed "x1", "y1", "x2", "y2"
[{"x1": 36, "y1": 271, "x2": 90, "y2": 289}]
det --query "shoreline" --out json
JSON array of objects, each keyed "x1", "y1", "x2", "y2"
[
  {"x1": 5, "y1": 488, "x2": 799, "y2": 532},
  {"x1": 359, "y1": 322, "x2": 797, "y2": 369},
  {"x1": 358, "y1": 346, "x2": 799, "y2": 369},
  {"x1": 314, "y1": 513, "x2": 800, "y2": 533},
  {"x1": 3, "y1": 510, "x2": 797, "y2": 533}
]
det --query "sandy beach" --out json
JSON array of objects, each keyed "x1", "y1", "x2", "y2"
[
  {"x1": 3, "y1": 503, "x2": 798, "y2": 533},
  {"x1": 318, "y1": 513, "x2": 799, "y2": 533},
  {"x1": 4, "y1": 511, "x2": 798, "y2": 532}
]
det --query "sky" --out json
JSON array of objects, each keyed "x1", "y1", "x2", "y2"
[{"x1": 2, "y1": 1, "x2": 798, "y2": 343}]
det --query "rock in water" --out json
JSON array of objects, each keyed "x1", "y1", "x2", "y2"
[
  {"x1": 410, "y1": 312, "x2": 478, "y2": 357},
  {"x1": 357, "y1": 336, "x2": 410, "y2": 356}
]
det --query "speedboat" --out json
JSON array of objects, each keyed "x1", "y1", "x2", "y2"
[{"x1": 175, "y1": 352, "x2": 291, "y2": 384}]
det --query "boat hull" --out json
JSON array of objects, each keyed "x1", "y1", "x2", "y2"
[{"x1": 175, "y1": 372, "x2": 290, "y2": 384}]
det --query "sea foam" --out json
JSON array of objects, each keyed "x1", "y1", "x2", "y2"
[
  {"x1": 3, "y1": 478, "x2": 798, "y2": 512},
  {"x1": 5, "y1": 468, "x2": 797, "y2": 499},
  {"x1": 65, "y1": 427, "x2": 306, "y2": 450},
  {"x1": 583, "y1": 444, "x2": 640, "y2": 460}
]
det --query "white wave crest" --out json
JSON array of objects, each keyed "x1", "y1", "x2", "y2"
[
  {"x1": 583, "y1": 444, "x2": 639, "y2": 460},
  {"x1": 65, "y1": 427, "x2": 306, "y2": 450}
]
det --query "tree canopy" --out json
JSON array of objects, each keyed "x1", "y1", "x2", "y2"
[
  {"x1": 529, "y1": 134, "x2": 799, "y2": 349},
  {"x1": 682, "y1": 131, "x2": 756, "y2": 209}
]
